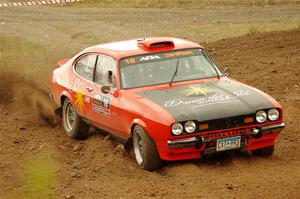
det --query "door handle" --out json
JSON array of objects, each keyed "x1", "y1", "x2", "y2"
[{"x1": 86, "y1": 86, "x2": 93, "y2": 92}]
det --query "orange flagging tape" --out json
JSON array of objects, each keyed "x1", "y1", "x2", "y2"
[{"x1": 0, "y1": 0, "x2": 83, "y2": 7}]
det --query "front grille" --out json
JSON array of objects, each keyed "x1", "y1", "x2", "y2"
[{"x1": 198, "y1": 114, "x2": 256, "y2": 132}]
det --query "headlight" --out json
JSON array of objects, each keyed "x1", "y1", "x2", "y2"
[
  {"x1": 184, "y1": 121, "x2": 196, "y2": 133},
  {"x1": 268, "y1": 109, "x2": 279, "y2": 121},
  {"x1": 172, "y1": 123, "x2": 183, "y2": 135},
  {"x1": 256, "y1": 110, "x2": 267, "y2": 123}
]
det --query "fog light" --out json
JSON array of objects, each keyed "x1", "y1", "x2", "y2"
[{"x1": 252, "y1": 128, "x2": 260, "y2": 135}]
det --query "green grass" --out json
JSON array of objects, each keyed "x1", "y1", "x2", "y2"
[
  {"x1": 22, "y1": 149, "x2": 58, "y2": 199},
  {"x1": 249, "y1": 26, "x2": 258, "y2": 34},
  {"x1": 1, "y1": 147, "x2": 59, "y2": 199}
]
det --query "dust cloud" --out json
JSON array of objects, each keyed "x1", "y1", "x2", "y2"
[{"x1": 0, "y1": 70, "x2": 59, "y2": 127}]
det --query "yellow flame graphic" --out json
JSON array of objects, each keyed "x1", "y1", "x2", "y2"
[
  {"x1": 183, "y1": 86, "x2": 213, "y2": 97},
  {"x1": 74, "y1": 91, "x2": 85, "y2": 111}
]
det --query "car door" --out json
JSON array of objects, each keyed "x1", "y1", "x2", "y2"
[
  {"x1": 72, "y1": 53, "x2": 97, "y2": 117},
  {"x1": 87, "y1": 54, "x2": 123, "y2": 137}
]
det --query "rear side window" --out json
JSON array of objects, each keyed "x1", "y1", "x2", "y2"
[{"x1": 74, "y1": 54, "x2": 97, "y2": 81}]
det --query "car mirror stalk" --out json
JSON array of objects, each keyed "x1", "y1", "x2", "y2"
[{"x1": 223, "y1": 67, "x2": 231, "y2": 77}]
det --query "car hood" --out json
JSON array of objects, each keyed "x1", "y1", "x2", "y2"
[{"x1": 136, "y1": 79, "x2": 274, "y2": 122}]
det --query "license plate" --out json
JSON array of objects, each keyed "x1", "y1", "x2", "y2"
[{"x1": 216, "y1": 136, "x2": 241, "y2": 152}]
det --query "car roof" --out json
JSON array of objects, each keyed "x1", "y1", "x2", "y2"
[{"x1": 82, "y1": 37, "x2": 203, "y2": 60}]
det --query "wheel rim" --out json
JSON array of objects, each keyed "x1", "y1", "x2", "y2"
[
  {"x1": 133, "y1": 130, "x2": 144, "y2": 165},
  {"x1": 64, "y1": 102, "x2": 75, "y2": 132}
]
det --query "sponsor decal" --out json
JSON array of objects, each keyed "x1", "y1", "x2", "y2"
[
  {"x1": 56, "y1": 78, "x2": 87, "y2": 110},
  {"x1": 164, "y1": 90, "x2": 250, "y2": 108},
  {"x1": 56, "y1": 78, "x2": 83, "y2": 93},
  {"x1": 140, "y1": 55, "x2": 161, "y2": 62},
  {"x1": 69, "y1": 79, "x2": 83, "y2": 93},
  {"x1": 121, "y1": 49, "x2": 199, "y2": 66},
  {"x1": 183, "y1": 86, "x2": 215, "y2": 97},
  {"x1": 74, "y1": 91, "x2": 85, "y2": 111},
  {"x1": 92, "y1": 93, "x2": 111, "y2": 115},
  {"x1": 163, "y1": 50, "x2": 194, "y2": 58}
]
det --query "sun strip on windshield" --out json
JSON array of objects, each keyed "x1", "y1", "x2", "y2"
[{"x1": 120, "y1": 48, "x2": 201, "y2": 67}]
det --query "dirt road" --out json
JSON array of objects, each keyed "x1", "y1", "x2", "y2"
[{"x1": 0, "y1": 4, "x2": 300, "y2": 199}]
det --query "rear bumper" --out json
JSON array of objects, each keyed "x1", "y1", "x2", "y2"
[{"x1": 160, "y1": 122, "x2": 284, "y2": 161}]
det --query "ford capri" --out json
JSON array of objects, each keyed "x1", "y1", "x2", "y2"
[{"x1": 50, "y1": 37, "x2": 285, "y2": 171}]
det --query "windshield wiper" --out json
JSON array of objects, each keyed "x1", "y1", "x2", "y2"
[{"x1": 169, "y1": 58, "x2": 180, "y2": 86}]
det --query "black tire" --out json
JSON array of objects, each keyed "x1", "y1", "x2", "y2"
[
  {"x1": 252, "y1": 145, "x2": 274, "y2": 157},
  {"x1": 133, "y1": 125, "x2": 161, "y2": 171},
  {"x1": 62, "y1": 99, "x2": 89, "y2": 139}
]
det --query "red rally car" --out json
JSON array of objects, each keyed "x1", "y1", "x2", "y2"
[{"x1": 50, "y1": 37, "x2": 285, "y2": 171}]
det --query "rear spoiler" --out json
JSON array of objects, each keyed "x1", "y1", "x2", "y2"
[{"x1": 57, "y1": 58, "x2": 70, "y2": 67}]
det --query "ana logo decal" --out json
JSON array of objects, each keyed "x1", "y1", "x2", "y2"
[{"x1": 140, "y1": 55, "x2": 161, "y2": 61}]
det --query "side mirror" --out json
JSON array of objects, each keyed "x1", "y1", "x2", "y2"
[
  {"x1": 101, "y1": 84, "x2": 111, "y2": 94},
  {"x1": 223, "y1": 67, "x2": 231, "y2": 77},
  {"x1": 112, "y1": 89, "x2": 120, "y2": 98}
]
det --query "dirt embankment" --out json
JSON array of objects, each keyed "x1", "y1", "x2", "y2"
[{"x1": 0, "y1": 30, "x2": 300, "y2": 199}]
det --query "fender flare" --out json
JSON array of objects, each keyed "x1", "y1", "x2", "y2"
[
  {"x1": 131, "y1": 118, "x2": 147, "y2": 132},
  {"x1": 124, "y1": 118, "x2": 148, "y2": 151},
  {"x1": 60, "y1": 91, "x2": 72, "y2": 106}
]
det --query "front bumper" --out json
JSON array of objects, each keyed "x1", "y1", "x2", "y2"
[
  {"x1": 260, "y1": 122, "x2": 285, "y2": 132},
  {"x1": 165, "y1": 122, "x2": 285, "y2": 157}
]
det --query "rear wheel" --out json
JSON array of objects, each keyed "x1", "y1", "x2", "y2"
[
  {"x1": 133, "y1": 125, "x2": 161, "y2": 171},
  {"x1": 252, "y1": 145, "x2": 274, "y2": 156},
  {"x1": 62, "y1": 99, "x2": 89, "y2": 139}
]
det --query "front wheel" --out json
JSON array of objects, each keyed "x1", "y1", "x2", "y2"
[
  {"x1": 62, "y1": 99, "x2": 89, "y2": 139},
  {"x1": 133, "y1": 125, "x2": 161, "y2": 171},
  {"x1": 252, "y1": 145, "x2": 274, "y2": 156}
]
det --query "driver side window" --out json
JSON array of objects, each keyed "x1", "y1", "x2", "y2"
[{"x1": 94, "y1": 55, "x2": 117, "y2": 87}]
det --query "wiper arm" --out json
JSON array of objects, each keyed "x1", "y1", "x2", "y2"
[{"x1": 169, "y1": 58, "x2": 180, "y2": 86}]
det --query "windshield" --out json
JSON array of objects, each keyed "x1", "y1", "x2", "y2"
[{"x1": 119, "y1": 49, "x2": 219, "y2": 89}]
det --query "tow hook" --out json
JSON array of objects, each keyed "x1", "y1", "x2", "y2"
[{"x1": 252, "y1": 127, "x2": 262, "y2": 138}]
